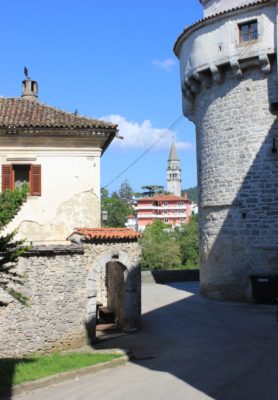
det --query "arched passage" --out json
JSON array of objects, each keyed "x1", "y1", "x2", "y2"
[{"x1": 86, "y1": 249, "x2": 140, "y2": 343}]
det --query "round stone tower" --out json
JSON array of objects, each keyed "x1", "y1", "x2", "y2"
[{"x1": 174, "y1": 0, "x2": 278, "y2": 300}]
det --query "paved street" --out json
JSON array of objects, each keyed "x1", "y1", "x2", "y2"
[{"x1": 15, "y1": 282, "x2": 278, "y2": 400}]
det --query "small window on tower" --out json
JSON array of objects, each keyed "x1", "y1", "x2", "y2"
[{"x1": 238, "y1": 20, "x2": 258, "y2": 42}]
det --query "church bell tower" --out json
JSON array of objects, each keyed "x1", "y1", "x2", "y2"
[{"x1": 167, "y1": 142, "x2": 181, "y2": 197}]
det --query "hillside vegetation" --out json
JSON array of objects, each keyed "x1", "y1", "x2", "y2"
[{"x1": 182, "y1": 186, "x2": 198, "y2": 203}]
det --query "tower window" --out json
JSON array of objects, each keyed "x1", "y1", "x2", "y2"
[{"x1": 238, "y1": 20, "x2": 258, "y2": 42}]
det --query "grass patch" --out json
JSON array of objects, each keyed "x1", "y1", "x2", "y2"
[{"x1": 0, "y1": 352, "x2": 122, "y2": 388}]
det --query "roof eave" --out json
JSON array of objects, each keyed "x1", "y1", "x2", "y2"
[
  {"x1": 101, "y1": 128, "x2": 117, "y2": 155},
  {"x1": 174, "y1": 0, "x2": 272, "y2": 57}
]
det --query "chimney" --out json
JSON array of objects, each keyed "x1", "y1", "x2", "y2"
[{"x1": 22, "y1": 79, "x2": 38, "y2": 101}]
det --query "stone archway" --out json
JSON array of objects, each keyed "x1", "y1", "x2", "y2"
[{"x1": 86, "y1": 248, "x2": 140, "y2": 342}]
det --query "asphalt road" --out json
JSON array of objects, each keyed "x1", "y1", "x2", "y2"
[{"x1": 15, "y1": 282, "x2": 278, "y2": 400}]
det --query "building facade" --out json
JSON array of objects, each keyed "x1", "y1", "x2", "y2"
[
  {"x1": 174, "y1": 0, "x2": 278, "y2": 300},
  {"x1": 0, "y1": 79, "x2": 142, "y2": 356},
  {"x1": 0, "y1": 78, "x2": 117, "y2": 243},
  {"x1": 136, "y1": 194, "x2": 191, "y2": 231}
]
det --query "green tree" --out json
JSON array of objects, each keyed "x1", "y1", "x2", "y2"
[
  {"x1": 102, "y1": 196, "x2": 132, "y2": 227},
  {"x1": 118, "y1": 179, "x2": 133, "y2": 204},
  {"x1": 0, "y1": 184, "x2": 30, "y2": 304},
  {"x1": 141, "y1": 185, "x2": 165, "y2": 197},
  {"x1": 181, "y1": 186, "x2": 198, "y2": 203},
  {"x1": 141, "y1": 220, "x2": 181, "y2": 270},
  {"x1": 100, "y1": 187, "x2": 109, "y2": 200},
  {"x1": 175, "y1": 215, "x2": 199, "y2": 269}
]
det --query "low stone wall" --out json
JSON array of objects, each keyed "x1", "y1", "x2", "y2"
[
  {"x1": 0, "y1": 241, "x2": 141, "y2": 358},
  {"x1": 141, "y1": 269, "x2": 199, "y2": 284},
  {"x1": 0, "y1": 245, "x2": 87, "y2": 358}
]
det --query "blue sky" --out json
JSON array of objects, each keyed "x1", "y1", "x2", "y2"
[{"x1": 0, "y1": 0, "x2": 203, "y2": 194}]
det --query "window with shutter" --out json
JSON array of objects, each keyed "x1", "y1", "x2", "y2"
[
  {"x1": 2, "y1": 165, "x2": 14, "y2": 191},
  {"x1": 30, "y1": 165, "x2": 41, "y2": 196},
  {"x1": 1, "y1": 164, "x2": 41, "y2": 196}
]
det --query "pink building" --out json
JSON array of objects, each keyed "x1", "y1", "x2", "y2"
[{"x1": 135, "y1": 193, "x2": 191, "y2": 231}]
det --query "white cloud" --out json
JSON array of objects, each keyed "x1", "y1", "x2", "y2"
[
  {"x1": 152, "y1": 58, "x2": 177, "y2": 71},
  {"x1": 101, "y1": 114, "x2": 192, "y2": 151}
]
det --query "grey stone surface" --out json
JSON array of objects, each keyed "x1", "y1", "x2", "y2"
[
  {"x1": 194, "y1": 67, "x2": 278, "y2": 300},
  {"x1": 0, "y1": 242, "x2": 141, "y2": 357},
  {"x1": 176, "y1": 1, "x2": 278, "y2": 300},
  {"x1": 13, "y1": 282, "x2": 278, "y2": 400}
]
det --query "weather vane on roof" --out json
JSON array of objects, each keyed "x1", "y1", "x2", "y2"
[{"x1": 24, "y1": 66, "x2": 31, "y2": 80}]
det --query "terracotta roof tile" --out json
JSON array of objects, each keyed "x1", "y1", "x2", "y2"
[
  {"x1": 68, "y1": 227, "x2": 140, "y2": 241},
  {"x1": 0, "y1": 98, "x2": 117, "y2": 130},
  {"x1": 174, "y1": 0, "x2": 270, "y2": 55}
]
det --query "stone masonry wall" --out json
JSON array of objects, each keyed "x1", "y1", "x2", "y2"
[
  {"x1": 0, "y1": 241, "x2": 141, "y2": 357},
  {"x1": 0, "y1": 246, "x2": 87, "y2": 358},
  {"x1": 84, "y1": 242, "x2": 141, "y2": 333},
  {"x1": 195, "y1": 66, "x2": 278, "y2": 300}
]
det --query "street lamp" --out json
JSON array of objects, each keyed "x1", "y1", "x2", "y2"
[{"x1": 101, "y1": 210, "x2": 108, "y2": 224}]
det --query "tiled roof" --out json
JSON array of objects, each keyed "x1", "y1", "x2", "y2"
[
  {"x1": 68, "y1": 227, "x2": 140, "y2": 241},
  {"x1": 138, "y1": 195, "x2": 190, "y2": 202},
  {"x1": 0, "y1": 98, "x2": 117, "y2": 130},
  {"x1": 174, "y1": 0, "x2": 270, "y2": 55}
]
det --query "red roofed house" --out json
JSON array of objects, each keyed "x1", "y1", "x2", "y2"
[
  {"x1": 0, "y1": 77, "x2": 117, "y2": 243},
  {"x1": 0, "y1": 77, "x2": 142, "y2": 356},
  {"x1": 135, "y1": 193, "x2": 191, "y2": 231}
]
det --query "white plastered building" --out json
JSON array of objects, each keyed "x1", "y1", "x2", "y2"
[{"x1": 0, "y1": 78, "x2": 117, "y2": 243}]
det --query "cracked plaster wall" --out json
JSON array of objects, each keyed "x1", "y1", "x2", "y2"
[{"x1": 0, "y1": 150, "x2": 102, "y2": 243}]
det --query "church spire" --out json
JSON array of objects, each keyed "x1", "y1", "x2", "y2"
[
  {"x1": 167, "y1": 142, "x2": 181, "y2": 196},
  {"x1": 169, "y1": 142, "x2": 179, "y2": 161}
]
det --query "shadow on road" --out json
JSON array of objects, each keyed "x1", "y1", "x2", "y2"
[
  {"x1": 95, "y1": 282, "x2": 278, "y2": 400},
  {"x1": 0, "y1": 358, "x2": 34, "y2": 400}
]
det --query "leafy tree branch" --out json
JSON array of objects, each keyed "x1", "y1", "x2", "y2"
[{"x1": 0, "y1": 184, "x2": 30, "y2": 304}]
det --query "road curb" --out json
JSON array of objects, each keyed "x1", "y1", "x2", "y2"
[{"x1": 1, "y1": 349, "x2": 130, "y2": 398}]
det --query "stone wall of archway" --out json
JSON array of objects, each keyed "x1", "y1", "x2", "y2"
[
  {"x1": 85, "y1": 242, "x2": 141, "y2": 341},
  {"x1": 0, "y1": 228, "x2": 141, "y2": 357}
]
